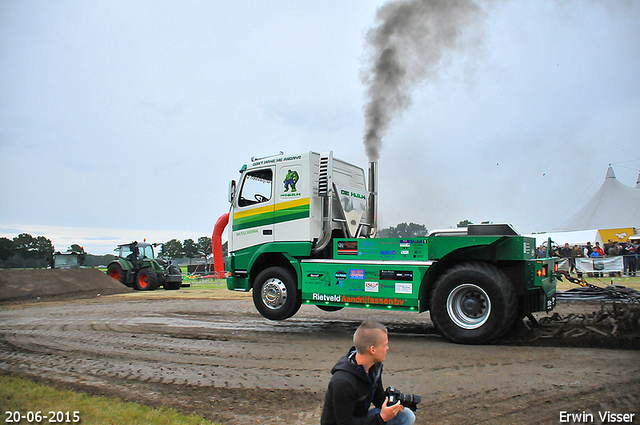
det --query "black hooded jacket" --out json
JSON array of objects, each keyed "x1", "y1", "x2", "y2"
[{"x1": 320, "y1": 347, "x2": 386, "y2": 425}]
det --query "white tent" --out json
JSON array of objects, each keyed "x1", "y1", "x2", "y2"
[
  {"x1": 554, "y1": 166, "x2": 640, "y2": 231},
  {"x1": 524, "y1": 229, "x2": 602, "y2": 247}
]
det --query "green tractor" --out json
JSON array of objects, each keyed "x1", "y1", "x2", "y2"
[{"x1": 106, "y1": 241, "x2": 182, "y2": 291}]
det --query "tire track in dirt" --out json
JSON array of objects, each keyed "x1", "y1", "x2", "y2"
[{"x1": 1, "y1": 298, "x2": 639, "y2": 424}]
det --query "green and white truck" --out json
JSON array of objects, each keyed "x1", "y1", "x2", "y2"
[{"x1": 217, "y1": 151, "x2": 557, "y2": 344}]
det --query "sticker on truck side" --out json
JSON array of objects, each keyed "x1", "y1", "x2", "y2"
[
  {"x1": 337, "y1": 241, "x2": 358, "y2": 255},
  {"x1": 311, "y1": 293, "x2": 408, "y2": 306},
  {"x1": 251, "y1": 154, "x2": 302, "y2": 167}
]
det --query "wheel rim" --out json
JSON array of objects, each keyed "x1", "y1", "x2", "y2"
[
  {"x1": 446, "y1": 283, "x2": 491, "y2": 329},
  {"x1": 109, "y1": 270, "x2": 120, "y2": 280},
  {"x1": 138, "y1": 274, "x2": 148, "y2": 288},
  {"x1": 261, "y1": 278, "x2": 288, "y2": 310}
]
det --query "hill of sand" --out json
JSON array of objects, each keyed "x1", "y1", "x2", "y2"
[{"x1": 0, "y1": 268, "x2": 133, "y2": 304}]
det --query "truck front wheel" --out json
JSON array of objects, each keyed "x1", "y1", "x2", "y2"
[
  {"x1": 430, "y1": 262, "x2": 517, "y2": 344},
  {"x1": 253, "y1": 267, "x2": 301, "y2": 320}
]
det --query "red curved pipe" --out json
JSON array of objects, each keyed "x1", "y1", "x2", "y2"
[{"x1": 212, "y1": 212, "x2": 229, "y2": 276}]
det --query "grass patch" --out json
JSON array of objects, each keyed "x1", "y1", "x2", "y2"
[
  {"x1": 113, "y1": 279, "x2": 251, "y2": 300},
  {"x1": 0, "y1": 373, "x2": 218, "y2": 425}
]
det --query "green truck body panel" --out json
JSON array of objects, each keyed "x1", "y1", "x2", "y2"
[
  {"x1": 232, "y1": 202, "x2": 311, "y2": 232},
  {"x1": 226, "y1": 235, "x2": 557, "y2": 314}
]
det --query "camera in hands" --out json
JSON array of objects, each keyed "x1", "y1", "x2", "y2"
[{"x1": 385, "y1": 386, "x2": 422, "y2": 411}]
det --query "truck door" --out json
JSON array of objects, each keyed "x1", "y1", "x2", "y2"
[{"x1": 231, "y1": 167, "x2": 275, "y2": 251}]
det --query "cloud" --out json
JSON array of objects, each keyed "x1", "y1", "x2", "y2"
[{"x1": 0, "y1": 0, "x2": 638, "y2": 252}]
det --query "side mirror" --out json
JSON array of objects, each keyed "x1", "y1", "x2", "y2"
[{"x1": 228, "y1": 180, "x2": 236, "y2": 204}]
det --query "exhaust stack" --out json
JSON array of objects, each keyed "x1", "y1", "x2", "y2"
[
  {"x1": 368, "y1": 161, "x2": 378, "y2": 238},
  {"x1": 312, "y1": 152, "x2": 333, "y2": 253}
]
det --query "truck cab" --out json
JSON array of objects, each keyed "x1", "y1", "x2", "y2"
[
  {"x1": 227, "y1": 151, "x2": 372, "y2": 290},
  {"x1": 222, "y1": 151, "x2": 557, "y2": 344}
]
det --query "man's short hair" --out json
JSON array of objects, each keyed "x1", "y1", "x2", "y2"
[{"x1": 354, "y1": 320, "x2": 388, "y2": 354}]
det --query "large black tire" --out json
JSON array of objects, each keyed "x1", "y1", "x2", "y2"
[
  {"x1": 135, "y1": 268, "x2": 158, "y2": 291},
  {"x1": 107, "y1": 263, "x2": 127, "y2": 285},
  {"x1": 252, "y1": 267, "x2": 301, "y2": 320},
  {"x1": 430, "y1": 262, "x2": 517, "y2": 344}
]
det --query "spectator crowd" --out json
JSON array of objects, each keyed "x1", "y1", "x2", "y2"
[{"x1": 537, "y1": 238, "x2": 639, "y2": 277}]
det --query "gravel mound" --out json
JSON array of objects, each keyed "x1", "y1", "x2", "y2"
[{"x1": 0, "y1": 269, "x2": 133, "y2": 303}]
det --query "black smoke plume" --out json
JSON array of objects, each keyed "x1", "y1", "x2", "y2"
[{"x1": 362, "y1": 0, "x2": 485, "y2": 161}]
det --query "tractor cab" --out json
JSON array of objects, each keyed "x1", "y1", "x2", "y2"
[{"x1": 116, "y1": 242, "x2": 156, "y2": 264}]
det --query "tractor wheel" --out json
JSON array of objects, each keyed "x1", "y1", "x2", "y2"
[
  {"x1": 107, "y1": 263, "x2": 127, "y2": 285},
  {"x1": 252, "y1": 267, "x2": 301, "y2": 320},
  {"x1": 135, "y1": 268, "x2": 158, "y2": 291},
  {"x1": 430, "y1": 262, "x2": 517, "y2": 344}
]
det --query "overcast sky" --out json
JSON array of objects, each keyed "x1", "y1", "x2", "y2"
[{"x1": 1, "y1": 0, "x2": 639, "y2": 255}]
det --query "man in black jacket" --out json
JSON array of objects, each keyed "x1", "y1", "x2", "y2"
[{"x1": 320, "y1": 320, "x2": 416, "y2": 425}]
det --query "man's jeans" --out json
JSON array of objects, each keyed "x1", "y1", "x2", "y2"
[{"x1": 367, "y1": 407, "x2": 416, "y2": 425}]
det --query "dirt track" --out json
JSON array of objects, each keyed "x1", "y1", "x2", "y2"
[{"x1": 1, "y1": 294, "x2": 639, "y2": 425}]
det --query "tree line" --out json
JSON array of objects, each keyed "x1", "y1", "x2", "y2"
[
  {"x1": 1, "y1": 221, "x2": 485, "y2": 268},
  {"x1": 376, "y1": 219, "x2": 483, "y2": 238},
  {"x1": 0, "y1": 233, "x2": 226, "y2": 269},
  {"x1": 0, "y1": 233, "x2": 55, "y2": 269},
  {"x1": 158, "y1": 237, "x2": 228, "y2": 264}
]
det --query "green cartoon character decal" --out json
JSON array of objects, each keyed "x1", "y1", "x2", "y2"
[{"x1": 283, "y1": 169, "x2": 299, "y2": 192}]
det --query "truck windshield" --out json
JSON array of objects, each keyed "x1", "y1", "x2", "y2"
[{"x1": 238, "y1": 169, "x2": 272, "y2": 207}]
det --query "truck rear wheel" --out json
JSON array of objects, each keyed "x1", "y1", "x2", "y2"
[
  {"x1": 253, "y1": 267, "x2": 301, "y2": 320},
  {"x1": 135, "y1": 268, "x2": 157, "y2": 291},
  {"x1": 430, "y1": 262, "x2": 517, "y2": 344}
]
